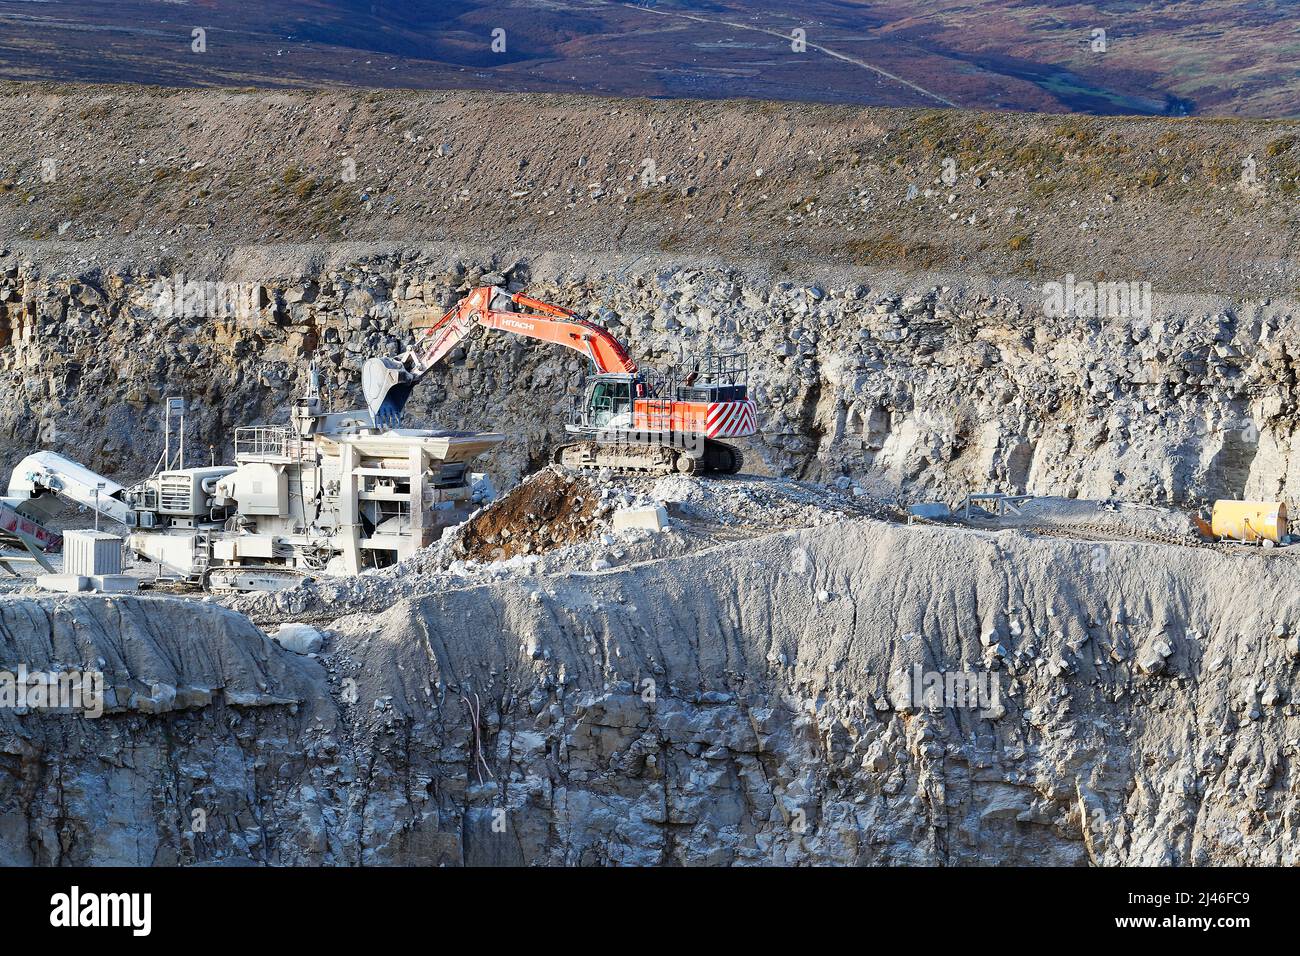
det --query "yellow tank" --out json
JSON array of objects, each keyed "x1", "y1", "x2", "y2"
[{"x1": 1211, "y1": 500, "x2": 1288, "y2": 543}]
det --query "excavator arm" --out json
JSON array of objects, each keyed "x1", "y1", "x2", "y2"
[{"x1": 362, "y1": 286, "x2": 637, "y2": 426}]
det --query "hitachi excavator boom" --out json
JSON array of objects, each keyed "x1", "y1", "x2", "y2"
[{"x1": 362, "y1": 285, "x2": 757, "y2": 476}]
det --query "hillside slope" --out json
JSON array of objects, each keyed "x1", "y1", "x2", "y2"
[{"x1": 0, "y1": 85, "x2": 1298, "y2": 294}]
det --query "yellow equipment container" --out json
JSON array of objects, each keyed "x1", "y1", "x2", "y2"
[{"x1": 1211, "y1": 500, "x2": 1288, "y2": 544}]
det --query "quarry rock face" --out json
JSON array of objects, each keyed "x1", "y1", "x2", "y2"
[
  {"x1": 0, "y1": 596, "x2": 327, "y2": 865},
  {"x1": 2, "y1": 516, "x2": 1300, "y2": 866},
  {"x1": 3, "y1": 248, "x2": 1299, "y2": 867},
  {"x1": 1, "y1": 253, "x2": 1297, "y2": 509}
]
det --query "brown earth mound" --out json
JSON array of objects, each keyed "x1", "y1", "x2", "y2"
[{"x1": 451, "y1": 467, "x2": 599, "y2": 562}]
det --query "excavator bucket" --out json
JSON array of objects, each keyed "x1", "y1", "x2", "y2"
[{"x1": 362, "y1": 357, "x2": 416, "y2": 428}]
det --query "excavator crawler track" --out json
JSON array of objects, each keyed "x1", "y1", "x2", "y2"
[{"x1": 554, "y1": 439, "x2": 744, "y2": 477}]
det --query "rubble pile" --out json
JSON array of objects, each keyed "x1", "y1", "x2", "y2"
[
  {"x1": 449, "y1": 466, "x2": 600, "y2": 562},
  {"x1": 637, "y1": 472, "x2": 886, "y2": 529},
  {"x1": 219, "y1": 472, "x2": 883, "y2": 623}
]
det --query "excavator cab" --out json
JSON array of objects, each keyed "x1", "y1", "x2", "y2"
[{"x1": 580, "y1": 373, "x2": 638, "y2": 429}]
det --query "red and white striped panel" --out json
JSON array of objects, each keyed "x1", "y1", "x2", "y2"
[{"x1": 705, "y1": 400, "x2": 757, "y2": 438}]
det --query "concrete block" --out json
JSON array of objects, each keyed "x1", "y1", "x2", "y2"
[
  {"x1": 908, "y1": 502, "x2": 951, "y2": 520},
  {"x1": 613, "y1": 505, "x2": 670, "y2": 533},
  {"x1": 36, "y1": 574, "x2": 89, "y2": 594},
  {"x1": 88, "y1": 574, "x2": 139, "y2": 593},
  {"x1": 63, "y1": 530, "x2": 122, "y2": 576}
]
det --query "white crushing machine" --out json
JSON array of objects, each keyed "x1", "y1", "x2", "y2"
[{"x1": 5, "y1": 369, "x2": 502, "y2": 590}]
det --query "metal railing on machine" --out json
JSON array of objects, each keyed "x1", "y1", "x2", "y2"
[{"x1": 234, "y1": 425, "x2": 306, "y2": 460}]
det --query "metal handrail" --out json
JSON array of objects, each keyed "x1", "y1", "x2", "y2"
[{"x1": 234, "y1": 425, "x2": 304, "y2": 460}]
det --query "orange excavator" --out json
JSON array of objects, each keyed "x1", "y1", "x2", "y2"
[{"x1": 362, "y1": 285, "x2": 756, "y2": 475}]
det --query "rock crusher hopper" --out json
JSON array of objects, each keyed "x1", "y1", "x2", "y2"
[{"x1": 363, "y1": 286, "x2": 757, "y2": 475}]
